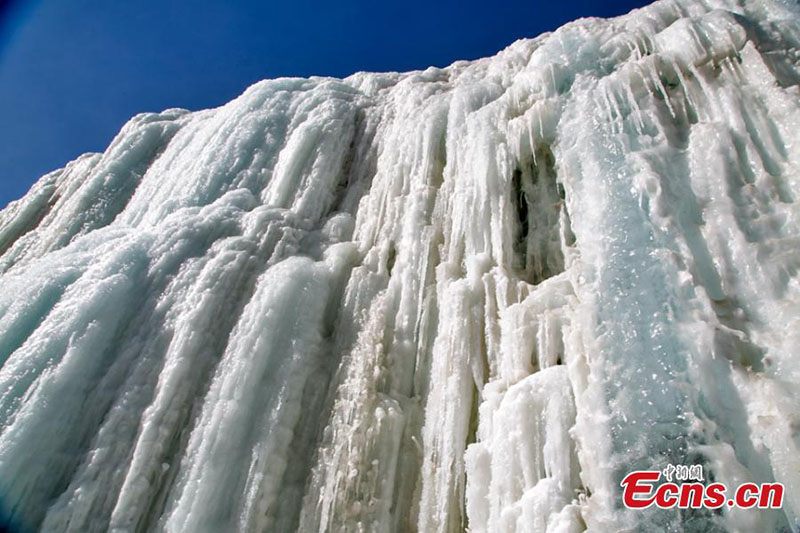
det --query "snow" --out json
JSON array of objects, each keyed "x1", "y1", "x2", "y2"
[{"x1": 1, "y1": 0, "x2": 800, "y2": 531}]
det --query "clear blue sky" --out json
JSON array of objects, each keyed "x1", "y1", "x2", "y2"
[{"x1": 0, "y1": 0, "x2": 650, "y2": 208}]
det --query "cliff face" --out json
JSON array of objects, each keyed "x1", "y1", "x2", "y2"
[{"x1": 1, "y1": 1, "x2": 800, "y2": 531}]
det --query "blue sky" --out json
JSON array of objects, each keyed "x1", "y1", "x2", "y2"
[{"x1": 0, "y1": 0, "x2": 650, "y2": 207}]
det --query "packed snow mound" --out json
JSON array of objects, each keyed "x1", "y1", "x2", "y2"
[{"x1": 2, "y1": 0, "x2": 800, "y2": 531}]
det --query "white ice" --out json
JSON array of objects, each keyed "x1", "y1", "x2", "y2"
[{"x1": 1, "y1": 0, "x2": 800, "y2": 531}]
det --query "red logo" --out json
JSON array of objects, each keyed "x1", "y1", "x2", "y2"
[{"x1": 621, "y1": 468, "x2": 783, "y2": 510}]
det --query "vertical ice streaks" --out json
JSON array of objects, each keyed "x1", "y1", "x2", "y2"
[{"x1": 1, "y1": 0, "x2": 800, "y2": 531}]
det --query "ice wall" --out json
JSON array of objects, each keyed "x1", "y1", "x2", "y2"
[{"x1": 1, "y1": 0, "x2": 800, "y2": 531}]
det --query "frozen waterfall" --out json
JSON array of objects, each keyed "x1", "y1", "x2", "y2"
[{"x1": 1, "y1": 0, "x2": 800, "y2": 531}]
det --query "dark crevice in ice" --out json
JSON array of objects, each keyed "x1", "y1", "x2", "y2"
[{"x1": 511, "y1": 145, "x2": 570, "y2": 286}]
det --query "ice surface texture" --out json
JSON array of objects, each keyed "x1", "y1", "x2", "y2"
[{"x1": 1, "y1": 0, "x2": 800, "y2": 531}]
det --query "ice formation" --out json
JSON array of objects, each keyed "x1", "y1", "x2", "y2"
[{"x1": 1, "y1": 0, "x2": 800, "y2": 531}]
